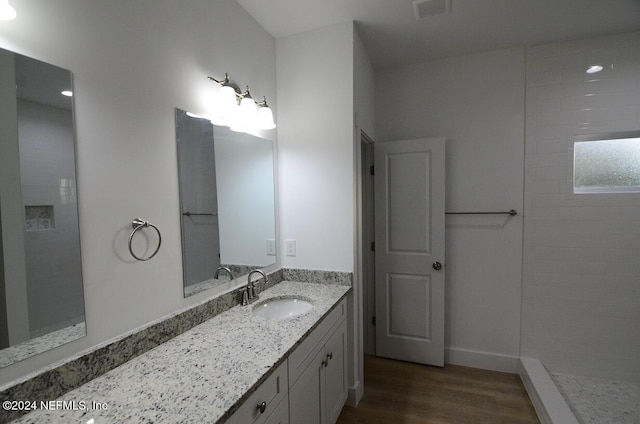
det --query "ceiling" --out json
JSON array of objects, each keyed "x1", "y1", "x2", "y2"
[{"x1": 236, "y1": 0, "x2": 640, "y2": 69}]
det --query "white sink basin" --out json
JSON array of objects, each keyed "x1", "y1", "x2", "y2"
[{"x1": 252, "y1": 296, "x2": 313, "y2": 319}]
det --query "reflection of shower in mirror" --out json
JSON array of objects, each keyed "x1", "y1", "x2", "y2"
[{"x1": 0, "y1": 47, "x2": 86, "y2": 367}]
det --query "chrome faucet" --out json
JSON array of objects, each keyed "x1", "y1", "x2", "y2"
[
  {"x1": 241, "y1": 269, "x2": 269, "y2": 306},
  {"x1": 214, "y1": 266, "x2": 234, "y2": 281}
]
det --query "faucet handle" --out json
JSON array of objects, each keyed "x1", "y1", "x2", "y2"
[
  {"x1": 238, "y1": 287, "x2": 249, "y2": 306},
  {"x1": 248, "y1": 285, "x2": 256, "y2": 300}
]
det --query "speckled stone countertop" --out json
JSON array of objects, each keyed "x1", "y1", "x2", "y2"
[{"x1": 12, "y1": 281, "x2": 350, "y2": 424}]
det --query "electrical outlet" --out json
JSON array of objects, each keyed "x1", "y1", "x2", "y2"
[
  {"x1": 266, "y1": 239, "x2": 276, "y2": 256},
  {"x1": 286, "y1": 239, "x2": 296, "y2": 256}
]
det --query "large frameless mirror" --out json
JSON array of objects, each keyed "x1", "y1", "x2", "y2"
[
  {"x1": 175, "y1": 109, "x2": 276, "y2": 297},
  {"x1": 0, "y1": 48, "x2": 85, "y2": 367}
]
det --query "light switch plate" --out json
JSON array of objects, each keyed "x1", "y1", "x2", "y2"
[
  {"x1": 266, "y1": 239, "x2": 276, "y2": 256},
  {"x1": 286, "y1": 239, "x2": 296, "y2": 256}
]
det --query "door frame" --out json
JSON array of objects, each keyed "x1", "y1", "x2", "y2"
[{"x1": 360, "y1": 133, "x2": 376, "y2": 355}]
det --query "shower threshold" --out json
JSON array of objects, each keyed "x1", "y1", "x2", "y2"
[{"x1": 519, "y1": 358, "x2": 640, "y2": 424}]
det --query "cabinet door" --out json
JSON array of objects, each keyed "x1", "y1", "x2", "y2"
[
  {"x1": 289, "y1": 348, "x2": 323, "y2": 424},
  {"x1": 323, "y1": 320, "x2": 347, "y2": 424},
  {"x1": 288, "y1": 299, "x2": 346, "y2": 388}
]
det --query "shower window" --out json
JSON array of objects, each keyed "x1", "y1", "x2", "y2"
[{"x1": 573, "y1": 132, "x2": 640, "y2": 193}]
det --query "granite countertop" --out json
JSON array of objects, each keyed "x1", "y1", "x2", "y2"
[{"x1": 12, "y1": 281, "x2": 350, "y2": 424}]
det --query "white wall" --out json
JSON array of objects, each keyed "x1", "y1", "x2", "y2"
[
  {"x1": 521, "y1": 31, "x2": 640, "y2": 382},
  {"x1": 375, "y1": 48, "x2": 526, "y2": 371},
  {"x1": 354, "y1": 31, "x2": 375, "y2": 140},
  {"x1": 276, "y1": 23, "x2": 354, "y2": 272},
  {"x1": 0, "y1": 0, "x2": 276, "y2": 383},
  {"x1": 215, "y1": 127, "x2": 276, "y2": 267},
  {"x1": 276, "y1": 22, "x2": 367, "y2": 405}
]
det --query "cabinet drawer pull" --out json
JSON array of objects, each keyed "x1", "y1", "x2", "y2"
[
  {"x1": 257, "y1": 401, "x2": 267, "y2": 414},
  {"x1": 327, "y1": 352, "x2": 333, "y2": 360},
  {"x1": 322, "y1": 359, "x2": 329, "y2": 368}
]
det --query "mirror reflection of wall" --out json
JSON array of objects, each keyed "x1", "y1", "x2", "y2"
[
  {"x1": 176, "y1": 110, "x2": 222, "y2": 292},
  {"x1": 0, "y1": 48, "x2": 85, "y2": 367},
  {"x1": 214, "y1": 126, "x2": 276, "y2": 269},
  {"x1": 175, "y1": 109, "x2": 276, "y2": 298}
]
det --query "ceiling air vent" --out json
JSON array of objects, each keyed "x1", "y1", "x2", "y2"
[{"x1": 412, "y1": 0, "x2": 451, "y2": 20}]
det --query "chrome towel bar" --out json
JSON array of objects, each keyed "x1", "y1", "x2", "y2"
[
  {"x1": 182, "y1": 212, "x2": 217, "y2": 216},
  {"x1": 128, "y1": 218, "x2": 162, "y2": 261},
  {"x1": 445, "y1": 209, "x2": 518, "y2": 216}
]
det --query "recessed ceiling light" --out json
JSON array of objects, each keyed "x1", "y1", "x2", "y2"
[
  {"x1": 61, "y1": 90, "x2": 73, "y2": 97},
  {"x1": 586, "y1": 65, "x2": 603, "y2": 74}
]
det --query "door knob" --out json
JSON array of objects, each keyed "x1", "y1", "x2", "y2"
[{"x1": 432, "y1": 262, "x2": 442, "y2": 271}]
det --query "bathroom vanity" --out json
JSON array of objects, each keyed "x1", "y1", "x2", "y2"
[
  {"x1": 10, "y1": 281, "x2": 350, "y2": 424},
  {"x1": 226, "y1": 294, "x2": 347, "y2": 424}
]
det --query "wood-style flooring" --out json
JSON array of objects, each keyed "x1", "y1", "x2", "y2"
[{"x1": 337, "y1": 355, "x2": 540, "y2": 424}]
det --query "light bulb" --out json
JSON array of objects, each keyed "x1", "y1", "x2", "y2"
[
  {"x1": 210, "y1": 85, "x2": 238, "y2": 126},
  {"x1": 257, "y1": 106, "x2": 276, "y2": 130},
  {"x1": 236, "y1": 96, "x2": 257, "y2": 130},
  {"x1": 0, "y1": 0, "x2": 16, "y2": 20}
]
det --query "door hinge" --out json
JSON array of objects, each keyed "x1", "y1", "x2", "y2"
[
  {"x1": 372, "y1": 316, "x2": 376, "y2": 326},
  {"x1": 369, "y1": 165, "x2": 375, "y2": 176},
  {"x1": 370, "y1": 242, "x2": 375, "y2": 252}
]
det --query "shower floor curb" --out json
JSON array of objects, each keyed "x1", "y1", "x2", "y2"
[{"x1": 519, "y1": 357, "x2": 580, "y2": 424}]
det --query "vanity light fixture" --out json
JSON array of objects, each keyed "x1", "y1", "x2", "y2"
[
  {"x1": 0, "y1": 0, "x2": 16, "y2": 20},
  {"x1": 207, "y1": 73, "x2": 276, "y2": 132},
  {"x1": 61, "y1": 90, "x2": 73, "y2": 97}
]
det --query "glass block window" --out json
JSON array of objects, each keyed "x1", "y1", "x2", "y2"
[{"x1": 573, "y1": 133, "x2": 640, "y2": 194}]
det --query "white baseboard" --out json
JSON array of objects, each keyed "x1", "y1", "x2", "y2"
[
  {"x1": 518, "y1": 357, "x2": 579, "y2": 424},
  {"x1": 445, "y1": 347, "x2": 520, "y2": 373},
  {"x1": 346, "y1": 381, "x2": 363, "y2": 407}
]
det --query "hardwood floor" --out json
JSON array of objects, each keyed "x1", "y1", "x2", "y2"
[{"x1": 337, "y1": 355, "x2": 540, "y2": 424}]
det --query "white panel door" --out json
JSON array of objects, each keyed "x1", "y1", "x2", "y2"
[{"x1": 374, "y1": 137, "x2": 445, "y2": 366}]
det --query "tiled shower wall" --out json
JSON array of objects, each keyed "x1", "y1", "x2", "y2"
[
  {"x1": 522, "y1": 31, "x2": 640, "y2": 382},
  {"x1": 18, "y1": 100, "x2": 84, "y2": 337}
]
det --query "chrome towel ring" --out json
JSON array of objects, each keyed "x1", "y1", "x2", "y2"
[{"x1": 128, "y1": 218, "x2": 162, "y2": 261}]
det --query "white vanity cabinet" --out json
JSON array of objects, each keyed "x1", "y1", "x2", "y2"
[
  {"x1": 288, "y1": 299, "x2": 347, "y2": 424},
  {"x1": 224, "y1": 297, "x2": 347, "y2": 424}
]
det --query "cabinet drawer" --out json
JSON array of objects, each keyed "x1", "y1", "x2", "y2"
[
  {"x1": 226, "y1": 360, "x2": 288, "y2": 424},
  {"x1": 288, "y1": 298, "x2": 346, "y2": 388}
]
